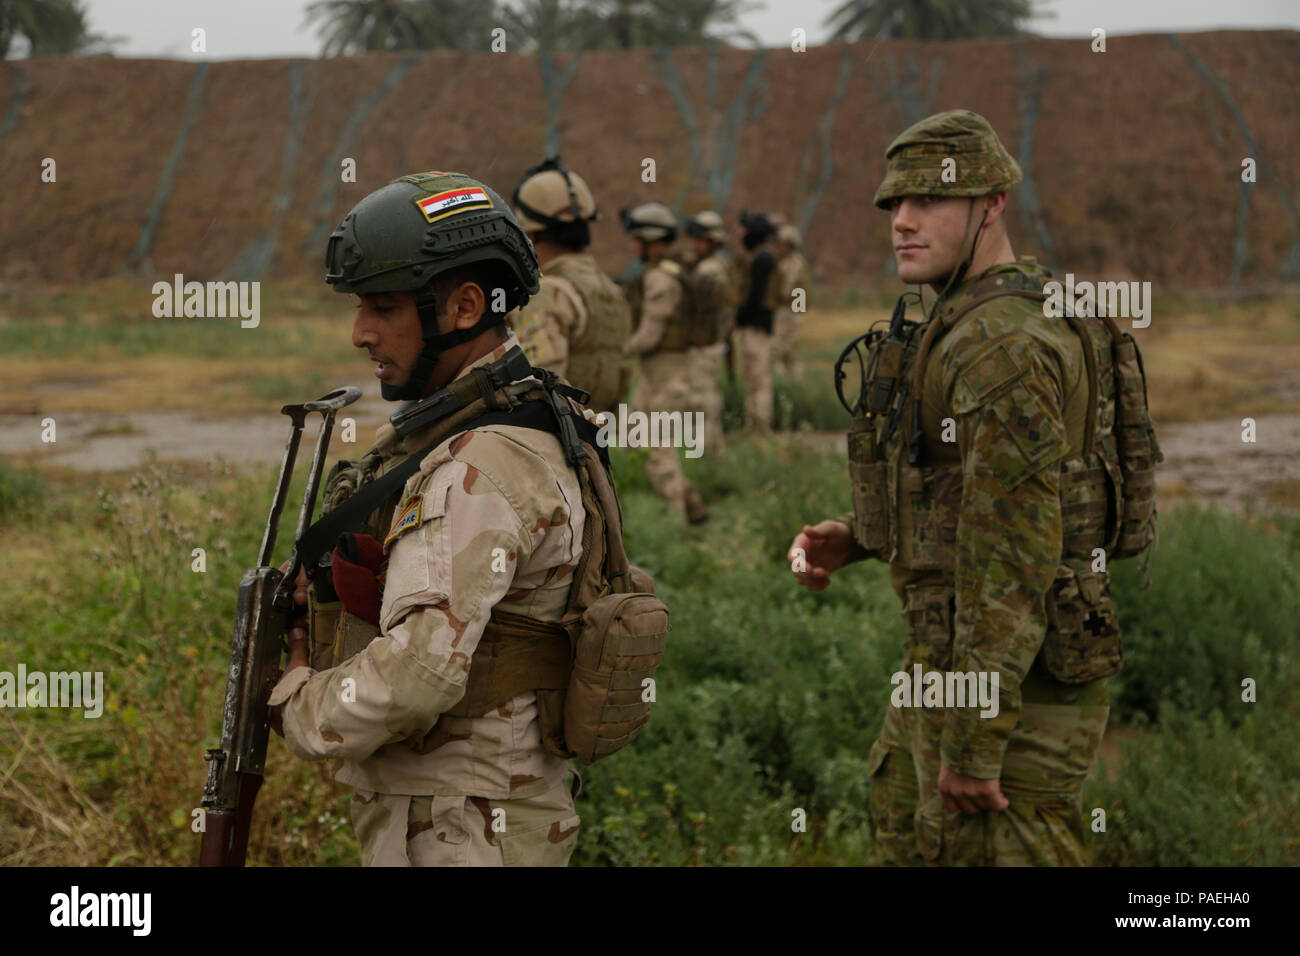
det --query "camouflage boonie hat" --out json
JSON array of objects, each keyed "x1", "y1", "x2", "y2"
[{"x1": 873, "y1": 109, "x2": 1022, "y2": 209}]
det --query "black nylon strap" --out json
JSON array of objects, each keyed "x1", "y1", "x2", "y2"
[{"x1": 295, "y1": 399, "x2": 606, "y2": 578}]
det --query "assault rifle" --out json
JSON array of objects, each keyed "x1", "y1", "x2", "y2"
[{"x1": 198, "y1": 386, "x2": 360, "y2": 867}]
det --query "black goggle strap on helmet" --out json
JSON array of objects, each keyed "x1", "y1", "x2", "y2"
[{"x1": 513, "y1": 155, "x2": 589, "y2": 229}]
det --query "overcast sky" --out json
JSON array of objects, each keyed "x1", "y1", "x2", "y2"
[{"x1": 69, "y1": 0, "x2": 1300, "y2": 60}]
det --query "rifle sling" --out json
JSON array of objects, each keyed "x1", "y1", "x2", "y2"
[{"x1": 295, "y1": 399, "x2": 605, "y2": 578}]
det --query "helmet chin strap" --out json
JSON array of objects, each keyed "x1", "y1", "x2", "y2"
[{"x1": 381, "y1": 293, "x2": 503, "y2": 401}]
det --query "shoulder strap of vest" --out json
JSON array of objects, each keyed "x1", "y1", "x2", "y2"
[
  {"x1": 906, "y1": 287, "x2": 1100, "y2": 464},
  {"x1": 913, "y1": 287, "x2": 1104, "y2": 461},
  {"x1": 294, "y1": 393, "x2": 608, "y2": 580}
]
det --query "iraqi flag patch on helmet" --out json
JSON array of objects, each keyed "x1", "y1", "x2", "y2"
[{"x1": 415, "y1": 186, "x2": 493, "y2": 223}]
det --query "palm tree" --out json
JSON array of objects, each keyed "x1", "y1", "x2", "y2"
[
  {"x1": 305, "y1": 0, "x2": 432, "y2": 54},
  {"x1": 582, "y1": 0, "x2": 761, "y2": 50},
  {"x1": 643, "y1": 0, "x2": 761, "y2": 48},
  {"x1": 305, "y1": 0, "x2": 500, "y2": 55},
  {"x1": 411, "y1": 0, "x2": 500, "y2": 50},
  {"x1": 499, "y1": 0, "x2": 601, "y2": 52},
  {"x1": 825, "y1": 0, "x2": 1039, "y2": 42},
  {"x1": 1, "y1": 0, "x2": 111, "y2": 58}
]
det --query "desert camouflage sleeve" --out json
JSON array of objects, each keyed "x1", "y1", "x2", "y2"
[
  {"x1": 622, "y1": 266, "x2": 680, "y2": 355},
  {"x1": 939, "y1": 331, "x2": 1070, "y2": 778},
  {"x1": 269, "y1": 437, "x2": 540, "y2": 763}
]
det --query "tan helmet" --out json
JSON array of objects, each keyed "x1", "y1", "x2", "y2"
[
  {"x1": 512, "y1": 156, "x2": 597, "y2": 234},
  {"x1": 620, "y1": 202, "x2": 677, "y2": 242},
  {"x1": 777, "y1": 224, "x2": 801, "y2": 247},
  {"x1": 685, "y1": 210, "x2": 726, "y2": 243}
]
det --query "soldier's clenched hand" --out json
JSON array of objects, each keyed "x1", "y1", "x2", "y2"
[
  {"x1": 789, "y1": 520, "x2": 854, "y2": 591},
  {"x1": 277, "y1": 561, "x2": 310, "y2": 672},
  {"x1": 938, "y1": 763, "x2": 1009, "y2": 814}
]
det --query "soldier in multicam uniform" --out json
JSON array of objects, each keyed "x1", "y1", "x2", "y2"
[
  {"x1": 682, "y1": 210, "x2": 734, "y2": 457},
  {"x1": 268, "y1": 171, "x2": 587, "y2": 866},
  {"x1": 771, "y1": 224, "x2": 810, "y2": 379},
  {"x1": 506, "y1": 156, "x2": 632, "y2": 413},
  {"x1": 619, "y1": 202, "x2": 710, "y2": 524},
  {"x1": 732, "y1": 211, "x2": 779, "y2": 433},
  {"x1": 790, "y1": 110, "x2": 1128, "y2": 865}
]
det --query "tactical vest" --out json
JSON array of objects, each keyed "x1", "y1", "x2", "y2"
[
  {"x1": 626, "y1": 257, "x2": 694, "y2": 353},
  {"x1": 307, "y1": 362, "x2": 670, "y2": 764},
  {"x1": 776, "y1": 252, "x2": 809, "y2": 307},
  {"x1": 544, "y1": 253, "x2": 633, "y2": 411},
  {"x1": 732, "y1": 244, "x2": 783, "y2": 312},
  {"x1": 689, "y1": 252, "x2": 736, "y2": 347},
  {"x1": 845, "y1": 286, "x2": 1162, "y2": 684}
]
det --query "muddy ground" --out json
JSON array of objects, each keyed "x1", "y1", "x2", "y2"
[{"x1": 3, "y1": 391, "x2": 1296, "y2": 514}]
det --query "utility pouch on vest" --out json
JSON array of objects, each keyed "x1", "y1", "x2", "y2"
[
  {"x1": 1040, "y1": 560, "x2": 1122, "y2": 684},
  {"x1": 866, "y1": 338, "x2": 906, "y2": 417},
  {"x1": 308, "y1": 583, "x2": 343, "y2": 672},
  {"x1": 565, "y1": 586, "x2": 669, "y2": 764},
  {"x1": 555, "y1": 434, "x2": 670, "y2": 764},
  {"x1": 901, "y1": 583, "x2": 954, "y2": 672},
  {"x1": 308, "y1": 582, "x2": 383, "y2": 671},
  {"x1": 898, "y1": 461, "x2": 962, "y2": 572},
  {"x1": 847, "y1": 416, "x2": 889, "y2": 557},
  {"x1": 1105, "y1": 320, "x2": 1163, "y2": 563}
]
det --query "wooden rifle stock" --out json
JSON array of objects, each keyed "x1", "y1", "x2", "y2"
[{"x1": 198, "y1": 387, "x2": 359, "y2": 866}]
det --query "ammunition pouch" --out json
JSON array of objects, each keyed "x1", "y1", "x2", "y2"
[
  {"x1": 847, "y1": 417, "x2": 889, "y2": 558},
  {"x1": 897, "y1": 460, "x2": 962, "y2": 572},
  {"x1": 1039, "y1": 560, "x2": 1122, "y2": 684},
  {"x1": 1107, "y1": 325, "x2": 1162, "y2": 560},
  {"x1": 901, "y1": 583, "x2": 955, "y2": 673},
  {"x1": 308, "y1": 579, "x2": 382, "y2": 672}
]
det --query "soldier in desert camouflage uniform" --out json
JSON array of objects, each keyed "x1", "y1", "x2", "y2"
[
  {"x1": 620, "y1": 202, "x2": 709, "y2": 524},
  {"x1": 790, "y1": 110, "x2": 1128, "y2": 866},
  {"x1": 683, "y1": 210, "x2": 734, "y2": 456},
  {"x1": 506, "y1": 156, "x2": 632, "y2": 413},
  {"x1": 771, "y1": 224, "x2": 809, "y2": 379},
  {"x1": 269, "y1": 171, "x2": 585, "y2": 866}
]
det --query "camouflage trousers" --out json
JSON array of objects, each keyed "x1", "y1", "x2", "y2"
[
  {"x1": 349, "y1": 775, "x2": 580, "y2": 867},
  {"x1": 866, "y1": 667, "x2": 1109, "y2": 866},
  {"x1": 632, "y1": 349, "x2": 701, "y2": 518},
  {"x1": 735, "y1": 326, "x2": 772, "y2": 432},
  {"x1": 771, "y1": 307, "x2": 803, "y2": 379},
  {"x1": 687, "y1": 342, "x2": 726, "y2": 456}
]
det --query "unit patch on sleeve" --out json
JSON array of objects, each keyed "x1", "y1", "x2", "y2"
[
  {"x1": 958, "y1": 341, "x2": 1024, "y2": 405},
  {"x1": 384, "y1": 494, "x2": 423, "y2": 548},
  {"x1": 414, "y1": 187, "x2": 494, "y2": 223}
]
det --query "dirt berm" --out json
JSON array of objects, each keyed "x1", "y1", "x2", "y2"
[{"x1": 1, "y1": 31, "x2": 1298, "y2": 292}]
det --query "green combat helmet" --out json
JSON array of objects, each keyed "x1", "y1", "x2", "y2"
[
  {"x1": 325, "y1": 170, "x2": 540, "y2": 400},
  {"x1": 620, "y1": 202, "x2": 678, "y2": 242},
  {"x1": 873, "y1": 108, "x2": 1022, "y2": 210}
]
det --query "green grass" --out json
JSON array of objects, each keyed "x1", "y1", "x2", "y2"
[
  {"x1": 2, "y1": 439, "x2": 1297, "y2": 865},
  {"x1": 0, "y1": 457, "x2": 44, "y2": 520}
]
